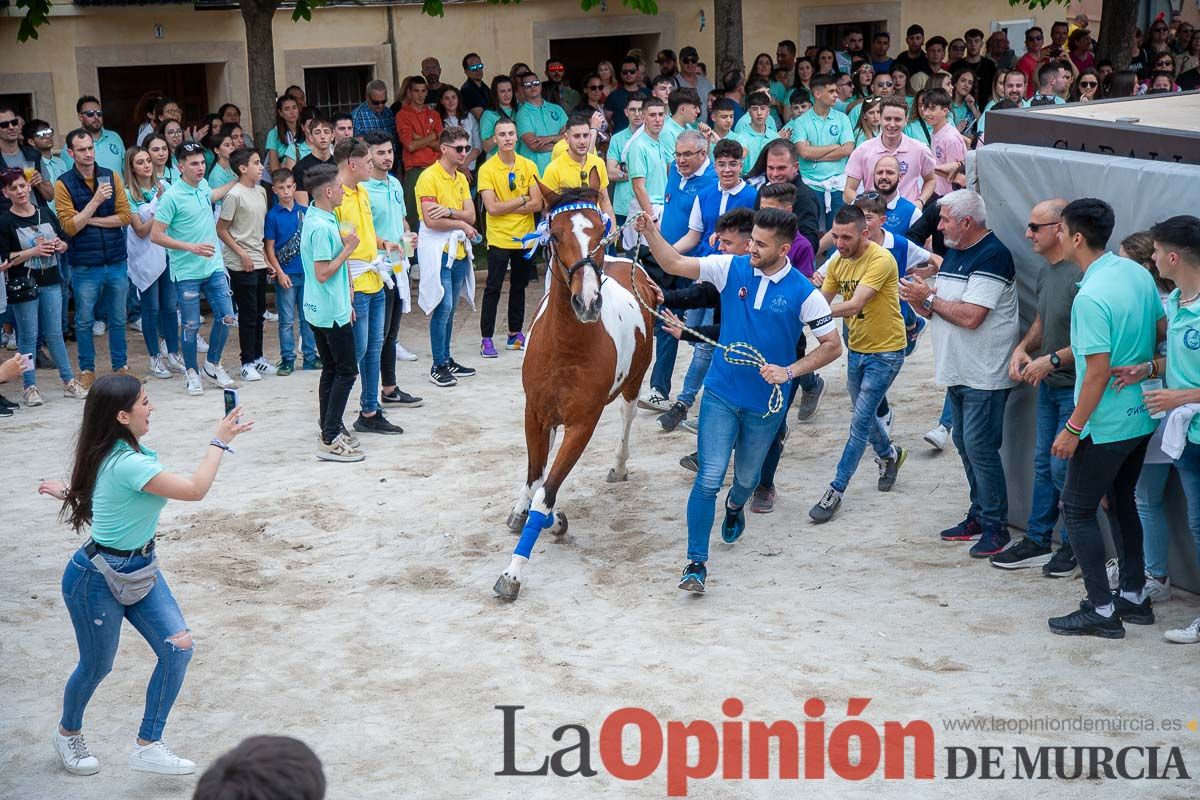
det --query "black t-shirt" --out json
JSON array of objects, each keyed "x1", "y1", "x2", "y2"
[
  {"x1": 893, "y1": 51, "x2": 932, "y2": 77},
  {"x1": 426, "y1": 83, "x2": 448, "y2": 109},
  {"x1": 293, "y1": 153, "x2": 333, "y2": 192},
  {"x1": 460, "y1": 79, "x2": 491, "y2": 115},
  {"x1": 1129, "y1": 50, "x2": 1151, "y2": 79},
  {"x1": 604, "y1": 86, "x2": 651, "y2": 133},
  {"x1": 0, "y1": 205, "x2": 65, "y2": 287},
  {"x1": 948, "y1": 57, "x2": 999, "y2": 104},
  {"x1": 906, "y1": 201, "x2": 946, "y2": 257},
  {"x1": 1179, "y1": 68, "x2": 1200, "y2": 91}
]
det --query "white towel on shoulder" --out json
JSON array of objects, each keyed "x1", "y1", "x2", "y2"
[{"x1": 416, "y1": 225, "x2": 475, "y2": 315}]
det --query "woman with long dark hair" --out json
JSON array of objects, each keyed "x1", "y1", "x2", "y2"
[
  {"x1": 1070, "y1": 68, "x2": 1102, "y2": 102},
  {"x1": 265, "y1": 94, "x2": 308, "y2": 172},
  {"x1": 40, "y1": 375, "x2": 251, "y2": 776},
  {"x1": 480, "y1": 75, "x2": 518, "y2": 158}
]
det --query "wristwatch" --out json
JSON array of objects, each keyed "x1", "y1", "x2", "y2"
[
  {"x1": 1049, "y1": 352, "x2": 1061, "y2": 369},
  {"x1": 921, "y1": 295, "x2": 935, "y2": 312}
]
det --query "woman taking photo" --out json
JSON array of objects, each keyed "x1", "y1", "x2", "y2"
[
  {"x1": 480, "y1": 75, "x2": 518, "y2": 158},
  {"x1": 265, "y1": 94, "x2": 308, "y2": 172},
  {"x1": 40, "y1": 375, "x2": 252, "y2": 776},
  {"x1": 123, "y1": 148, "x2": 184, "y2": 380},
  {"x1": 0, "y1": 169, "x2": 86, "y2": 405}
]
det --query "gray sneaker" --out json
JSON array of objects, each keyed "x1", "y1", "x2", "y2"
[
  {"x1": 796, "y1": 374, "x2": 825, "y2": 422},
  {"x1": 876, "y1": 446, "x2": 907, "y2": 492},
  {"x1": 809, "y1": 488, "x2": 842, "y2": 523}
]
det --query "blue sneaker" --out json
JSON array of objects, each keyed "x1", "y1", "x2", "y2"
[
  {"x1": 721, "y1": 501, "x2": 746, "y2": 544},
  {"x1": 969, "y1": 527, "x2": 1011, "y2": 558},
  {"x1": 679, "y1": 561, "x2": 707, "y2": 592},
  {"x1": 905, "y1": 316, "x2": 927, "y2": 356},
  {"x1": 940, "y1": 516, "x2": 982, "y2": 541}
]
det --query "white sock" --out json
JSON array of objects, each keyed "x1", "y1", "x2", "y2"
[
  {"x1": 1093, "y1": 602, "x2": 1115, "y2": 618},
  {"x1": 1120, "y1": 590, "x2": 1142, "y2": 604}
]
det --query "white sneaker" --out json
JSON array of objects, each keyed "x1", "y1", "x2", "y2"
[
  {"x1": 23, "y1": 384, "x2": 44, "y2": 406},
  {"x1": 52, "y1": 728, "x2": 100, "y2": 775},
  {"x1": 1164, "y1": 616, "x2": 1200, "y2": 644},
  {"x1": 253, "y1": 356, "x2": 277, "y2": 376},
  {"x1": 317, "y1": 433, "x2": 366, "y2": 462},
  {"x1": 924, "y1": 424, "x2": 950, "y2": 451},
  {"x1": 203, "y1": 361, "x2": 236, "y2": 388},
  {"x1": 128, "y1": 740, "x2": 196, "y2": 775},
  {"x1": 1, "y1": 330, "x2": 15, "y2": 350},
  {"x1": 185, "y1": 369, "x2": 203, "y2": 396},
  {"x1": 263, "y1": 309, "x2": 279, "y2": 322},
  {"x1": 166, "y1": 352, "x2": 187, "y2": 374},
  {"x1": 128, "y1": 318, "x2": 142, "y2": 333},
  {"x1": 196, "y1": 333, "x2": 209, "y2": 353},
  {"x1": 1143, "y1": 573, "x2": 1172, "y2": 604},
  {"x1": 239, "y1": 363, "x2": 263, "y2": 382},
  {"x1": 637, "y1": 388, "x2": 671, "y2": 412},
  {"x1": 396, "y1": 342, "x2": 419, "y2": 362},
  {"x1": 149, "y1": 355, "x2": 172, "y2": 379},
  {"x1": 1106, "y1": 558, "x2": 1120, "y2": 590},
  {"x1": 92, "y1": 320, "x2": 107, "y2": 337}
]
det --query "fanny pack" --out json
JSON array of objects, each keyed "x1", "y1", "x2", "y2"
[{"x1": 85, "y1": 540, "x2": 160, "y2": 605}]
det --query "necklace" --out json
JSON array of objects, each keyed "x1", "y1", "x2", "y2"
[{"x1": 1181, "y1": 289, "x2": 1200, "y2": 306}]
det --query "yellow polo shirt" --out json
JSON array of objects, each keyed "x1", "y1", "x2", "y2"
[
  {"x1": 335, "y1": 183, "x2": 383, "y2": 293},
  {"x1": 415, "y1": 161, "x2": 472, "y2": 260},
  {"x1": 541, "y1": 152, "x2": 609, "y2": 193},
  {"x1": 477, "y1": 152, "x2": 539, "y2": 250}
]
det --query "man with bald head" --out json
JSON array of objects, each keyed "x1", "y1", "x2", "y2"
[
  {"x1": 872, "y1": 156, "x2": 921, "y2": 236},
  {"x1": 422, "y1": 56, "x2": 447, "y2": 107},
  {"x1": 992, "y1": 198, "x2": 1082, "y2": 574}
]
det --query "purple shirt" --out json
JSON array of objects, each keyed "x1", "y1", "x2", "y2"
[{"x1": 789, "y1": 234, "x2": 815, "y2": 277}]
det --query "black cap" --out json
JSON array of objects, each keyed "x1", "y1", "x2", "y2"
[
  {"x1": 656, "y1": 49, "x2": 677, "y2": 63},
  {"x1": 679, "y1": 46, "x2": 699, "y2": 60}
]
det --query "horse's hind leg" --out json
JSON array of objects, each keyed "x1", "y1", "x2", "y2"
[
  {"x1": 607, "y1": 397, "x2": 636, "y2": 483},
  {"x1": 495, "y1": 413, "x2": 601, "y2": 601},
  {"x1": 507, "y1": 413, "x2": 556, "y2": 532}
]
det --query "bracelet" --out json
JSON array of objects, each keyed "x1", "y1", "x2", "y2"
[
  {"x1": 210, "y1": 438, "x2": 235, "y2": 455},
  {"x1": 786, "y1": 366, "x2": 794, "y2": 382},
  {"x1": 1064, "y1": 420, "x2": 1083, "y2": 436},
  {"x1": 1148, "y1": 360, "x2": 1158, "y2": 379}
]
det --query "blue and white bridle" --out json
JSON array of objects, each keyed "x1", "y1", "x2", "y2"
[{"x1": 512, "y1": 201, "x2": 614, "y2": 262}]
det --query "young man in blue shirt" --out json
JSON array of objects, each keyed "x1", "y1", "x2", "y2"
[
  {"x1": 264, "y1": 167, "x2": 318, "y2": 375},
  {"x1": 636, "y1": 208, "x2": 842, "y2": 593}
]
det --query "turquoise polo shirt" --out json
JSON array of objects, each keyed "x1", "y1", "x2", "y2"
[
  {"x1": 732, "y1": 112, "x2": 777, "y2": 136},
  {"x1": 61, "y1": 128, "x2": 126, "y2": 175},
  {"x1": 90, "y1": 439, "x2": 166, "y2": 551},
  {"x1": 608, "y1": 126, "x2": 637, "y2": 217},
  {"x1": 514, "y1": 100, "x2": 566, "y2": 173},
  {"x1": 729, "y1": 124, "x2": 775, "y2": 177},
  {"x1": 1166, "y1": 290, "x2": 1200, "y2": 444},
  {"x1": 627, "y1": 133, "x2": 669, "y2": 206},
  {"x1": 790, "y1": 107, "x2": 854, "y2": 186},
  {"x1": 362, "y1": 174, "x2": 407, "y2": 244},
  {"x1": 300, "y1": 204, "x2": 352, "y2": 328},
  {"x1": 153, "y1": 178, "x2": 222, "y2": 282},
  {"x1": 1070, "y1": 251, "x2": 1164, "y2": 444}
]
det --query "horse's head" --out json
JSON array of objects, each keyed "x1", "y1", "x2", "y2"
[{"x1": 539, "y1": 172, "x2": 608, "y2": 323}]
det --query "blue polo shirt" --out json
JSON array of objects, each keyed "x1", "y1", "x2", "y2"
[
  {"x1": 153, "y1": 178, "x2": 222, "y2": 282},
  {"x1": 883, "y1": 196, "x2": 920, "y2": 236},
  {"x1": 263, "y1": 202, "x2": 306, "y2": 276},
  {"x1": 300, "y1": 204, "x2": 352, "y2": 328},
  {"x1": 687, "y1": 180, "x2": 758, "y2": 256},
  {"x1": 696, "y1": 253, "x2": 837, "y2": 414},
  {"x1": 660, "y1": 160, "x2": 715, "y2": 248},
  {"x1": 1166, "y1": 289, "x2": 1200, "y2": 445}
]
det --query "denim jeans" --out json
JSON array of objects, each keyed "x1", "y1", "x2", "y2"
[
  {"x1": 59, "y1": 254, "x2": 72, "y2": 333},
  {"x1": 352, "y1": 288, "x2": 386, "y2": 414},
  {"x1": 832, "y1": 349, "x2": 904, "y2": 493},
  {"x1": 176, "y1": 270, "x2": 234, "y2": 372},
  {"x1": 758, "y1": 380, "x2": 800, "y2": 489},
  {"x1": 938, "y1": 391, "x2": 953, "y2": 429},
  {"x1": 677, "y1": 307, "x2": 714, "y2": 408},
  {"x1": 60, "y1": 548, "x2": 191, "y2": 743},
  {"x1": 686, "y1": 391, "x2": 784, "y2": 563},
  {"x1": 1136, "y1": 462, "x2": 1174, "y2": 578},
  {"x1": 809, "y1": 185, "x2": 845, "y2": 232},
  {"x1": 11, "y1": 285, "x2": 73, "y2": 388},
  {"x1": 72, "y1": 263, "x2": 129, "y2": 371},
  {"x1": 1062, "y1": 433, "x2": 1150, "y2": 606},
  {"x1": 429, "y1": 253, "x2": 471, "y2": 368},
  {"x1": 138, "y1": 270, "x2": 179, "y2": 358},
  {"x1": 650, "y1": 322, "x2": 680, "y2": 396},
  {"x1": 1024, "y1": 383, "x2": 1076, "y2": 546},
  {"x1": 947, "y1": 385, "x2": 1010, "y2": 532},
  {"x1": 276, "y1": 272, "x2": 317, "y2": 364},
  {"x1": 1174, "y1": 441, "x2": 1200, "y2": 566}
]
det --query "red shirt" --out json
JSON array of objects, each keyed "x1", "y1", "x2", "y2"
[
  {"x1": 1016, "y1": 52, "x2": 1042, "y2": 98},
  {"x1": 395, "y1": 103, "x2": 443, "y2": 170}
]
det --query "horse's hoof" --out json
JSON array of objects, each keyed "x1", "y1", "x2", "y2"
[
  {"x1": 494, "y1": 573, "x2": 521, "y2": 601},
  {"x1": 549, "y1": 511, "x2": 568, "y2": 536},
  {"x1": 606, "y1": 468, "x2": 628, "y2": 483},
  {"x1": 507, "y1": 509, "x2": 529, "y2": 532}
]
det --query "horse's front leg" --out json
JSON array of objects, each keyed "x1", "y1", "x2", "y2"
[{"x1": 607, "y1": 397, "x2": 637, "y2": 483}]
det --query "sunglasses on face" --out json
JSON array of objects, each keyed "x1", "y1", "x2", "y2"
[
  {"x1": 1027, "y1": 220, "x2": 1059, "y2": 232},
  {"x1": 1156, "y1": 59, "x2": 1173, "y2": 66},
  {"x1": 446, "y1": 144, "x2": 471, "y2": 153},
  {"x1": 875, "y1": 81, "x2": 894, "y2": 88},
  {"x1": 587, "y1": 84, "x2": 604, "y2": 91},
  {"x1": 468, "y1": 63, "x2": 484, "y2": 71},
  {"x1": 81, "y1": 109, "x2": 104, "y2": 117},
  {"x1": 621, "y1": 69, "x2": 638, "y2": 75},
  {"x1": 1028, "y1": 35, "x2": 1043, "y2": 42},
  {"x1": 681, "y1": 57, "x2": 698, "y2": 64},
  {"x1": 1079, "y1": 81, "x2": 1099, "y2": 88},
  {"x1": 0, "y1": 119, "x2": 20, "y2": 129},
  {"x1": 523, "y1": 80, "x2": 541, "y2": 88},
  {"x1": 35, "y1": 128, "x2": 53, "y2": 137}
]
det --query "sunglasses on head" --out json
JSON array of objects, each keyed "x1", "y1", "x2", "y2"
[
  {"x1": 0, "y1": 119, "x2": 21, "y2": 129},
  {"x1": 81, "y1": 109, "x2": 103, "y2": 117},
  {"x1": 180, "y1": 142, "x2": 204, "y2": 154},
  {"x1": 860, "y1": 191, "x2": 882, "y2": 200}
]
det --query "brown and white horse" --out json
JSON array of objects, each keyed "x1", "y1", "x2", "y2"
[{"x1": 494, "y1": 181, "x2": 655, "y2": 601}]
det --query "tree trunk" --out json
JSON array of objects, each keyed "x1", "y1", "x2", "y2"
[
  {"x1": 241, "y1": 0, "x2": 280, "y2": 147},
  {"x1": 1098, "y1": 0, "x2": 1139, "y2": 71},
  {"x1": 712, "y1": 0, "x2": 744, "y2": 78}
]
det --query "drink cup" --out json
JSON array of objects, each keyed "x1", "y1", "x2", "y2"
[
  {"x1": 339, "y1": 221, "x2": 356, "y2": 237},
  {"x1": 22, "y1": 162, "x2": 35, "y2": 181},
  {"x1": 403, "y1": 232, "x2": 417, "y2": 258},
  {"x1": 1141, "y1": 378, "x2": 1165, "y2": 419},
  {"x1": 97, "y1": 175, "x2": 112, "y2": 187}
]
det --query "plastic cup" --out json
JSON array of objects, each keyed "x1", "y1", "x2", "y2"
[
  {"x1": 1142, "y1": 379, "x2": 1165, "y2": 419},
  {"x1": 402, "y1": 233, "x2": 417, "y2": 258},
  {"x1": 22, "y1": 162, "x2": 35, "y2": 181},
  {"x1": 339, "y1": 221, "x2": 356, "y2": 237}
]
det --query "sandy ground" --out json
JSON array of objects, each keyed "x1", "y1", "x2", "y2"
[{"x1": 2, "y1": 279, "x2": 1199, "y2": 800}]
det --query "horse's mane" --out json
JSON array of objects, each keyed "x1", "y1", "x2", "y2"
[{"x1": 548, "y1": 187, "x2": 601, "y2": 212}]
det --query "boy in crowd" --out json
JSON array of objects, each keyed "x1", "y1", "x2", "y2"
[
  {"x1": 264, "y1": 167, "x2": 320, "y2": 375},
  {"x1": 730, "y1": 92, "x2": 775, "y2": 177},
  {"x1": 300, "y1": 162, "x2": 364, "y2": 462},
  {"x1": 217, "y1": 148, "x2": 277, "y2": 382},
  {"x1": 605, "y1": 95, "x2": 645, "y2": 226},
  {"x1": 294, "y1": 116, "x2": 334, "y2": 206},
  {"x1": 361, "y1": 130, "x2": 423, "y2": 407}
]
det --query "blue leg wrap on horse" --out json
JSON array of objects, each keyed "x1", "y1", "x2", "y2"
[{"x1": 514, "y1": 510, "x2": 554, "y2": 559}]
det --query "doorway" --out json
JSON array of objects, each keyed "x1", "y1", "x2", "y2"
[
  {"x1": 549, "y1": 33, "x2": 661, "y2": 92},
  {"x1": 97, "y1": 64, "x2": 210, "y2": 145}
]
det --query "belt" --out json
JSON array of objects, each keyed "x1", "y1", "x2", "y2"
[{"x1": 85, "y1": 538, "x2": 155, "y2": 558}]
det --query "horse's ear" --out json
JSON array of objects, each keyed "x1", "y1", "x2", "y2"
[
  {"x1": 587, "y1": 166, "x2": 601, "y2": 192},
  {"x1": 536, "y1": 178, "x2": 559, "y2": 211}
]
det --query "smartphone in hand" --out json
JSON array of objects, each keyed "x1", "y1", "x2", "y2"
[{"x1": 223, "y1": 388, "x2": 239, "y2": 418}]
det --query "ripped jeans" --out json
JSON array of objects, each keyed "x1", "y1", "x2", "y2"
[
  {"x1": 60, "y1": 547, "x2": 191, "y2": 743},
  {"x1": 176, "y1": 270, "x2": 235, "y2": 372}
]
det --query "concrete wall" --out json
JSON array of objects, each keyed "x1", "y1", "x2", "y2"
[{"x1": 0, "y1": 0, "x2": 1070, "y2": 147}]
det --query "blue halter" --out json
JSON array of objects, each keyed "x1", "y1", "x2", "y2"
[{"x1": 513, "y1": 201, "x2": 613, "y2": 260}]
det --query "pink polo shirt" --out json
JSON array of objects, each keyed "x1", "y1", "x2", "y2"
[
  {"x1": 845, "y1": 134, "x2": 936, "y2": 202},
  {"x1": 930, "y1": 123, "x2": 967, "y2": 197}
]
